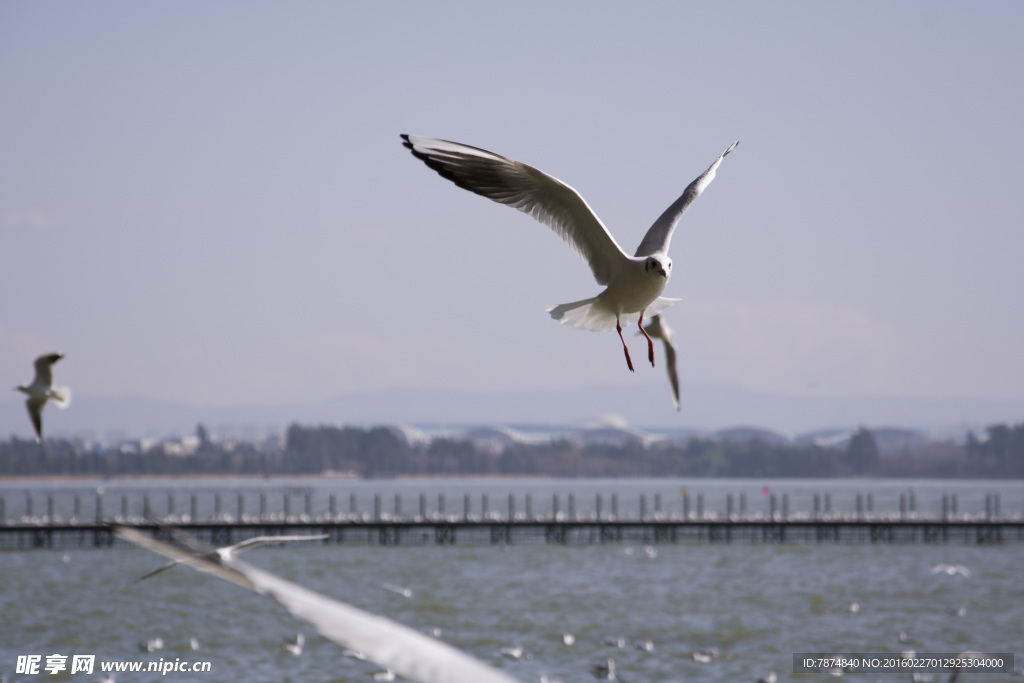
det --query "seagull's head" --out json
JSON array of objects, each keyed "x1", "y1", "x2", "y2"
[{"x1": 644, "y1": 256, "x2": 671, "y2": 279}]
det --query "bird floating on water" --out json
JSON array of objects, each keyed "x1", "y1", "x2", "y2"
[
  {"x1": 283, "y1": 632, "x2": 305, "y2": 656},
  {"x1": 401, "y1": 135, "x2": 738, "y2": 372},
  {"x1": 930, "y1": 564, "x2": 971, "y2": 578},
  {"x1": 14, "y1": 353, "x2": 71, "y2": 442}
]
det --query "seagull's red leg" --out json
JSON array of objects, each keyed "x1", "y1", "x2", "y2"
[
  {"x1": 638, "y1": 312, "x2": 655, "y2": 366},
  {"x1": 616, "y1": 318, "x2": 635, "y2": 372}
]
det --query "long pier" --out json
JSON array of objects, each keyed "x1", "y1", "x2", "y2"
[
  {"x1": 3, "y1": 517, "x2": 1023, "y2": 550},
  {"x1": 2, "y1": 488, "x2": 1021, "y2": 549}
]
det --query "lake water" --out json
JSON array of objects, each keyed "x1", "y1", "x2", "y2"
[{"x1": 2, "y1": 478, "x2": 1022, "y2": 682}]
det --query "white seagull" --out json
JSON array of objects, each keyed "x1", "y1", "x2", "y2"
[
  {"x1": 930, "y1": 564, "x2": 971, "y2": 578},
  {"x1": 640, "y1": 315, "x2": 680, "y2": 410},
  {"x1": 129, "y1": 534, "x2": 328, "y2": 584},
  {"x1": 116, "y1": 527, "x2": 519, "y2": 683},
  {"x1": 401, "y1": 135, "x2": 738, "y2": 372},
  {"x1": 14, "y1": 352, "x2": 72, "y2": 442}
]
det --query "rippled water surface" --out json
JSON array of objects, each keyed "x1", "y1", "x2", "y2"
[{"x1": 2, "y1": 479, "x2": 1022, "y2": 682}]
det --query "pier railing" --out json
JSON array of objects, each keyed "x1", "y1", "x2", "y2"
[{"x1": 1, "y1": 489, "x2": 1021, "y2": 549}]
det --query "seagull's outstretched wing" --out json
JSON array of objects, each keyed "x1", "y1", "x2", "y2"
[
  {"x1": 32, "y1": 353, "x2": 63, "y2": 387},
  {"x1": 130, "y1": 534, "x2": 329, "y2": 584},
  {"x1": 224, "y1": 534, "x2": 328, "y2": 556},
  {"x1": 644, "y1": 315, "x2": 680, "y2": 410},
  {"x1": 117, "y1": 527, "x2": 520, "y2": 683},
  {"x1": 402, "y1": 134, "x2": 629, "y2": 286},
  {"x1": 25, "y1": 396, "x2": 46, "y2": 442},
  {"x1": 634, "y1": 141, "x2": 738, "y2": 258},
  {"x1": 130, "y1": 559, "x2": 183, "y2": 584}
]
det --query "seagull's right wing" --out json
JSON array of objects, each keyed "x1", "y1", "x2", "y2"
[
  {"x1": 32, "y1": 353, "x2": 62, "y2": 387},
  {"x1": 227, "y1": 534, "x2": 328, "y2": 555},
  {"x1": 402, "y1": 135, "x2": 629, "y2": 285},
  {"x1": 117, "y1": 527, "x2": 520, "y2": 683},
  {"x1": 660, "y1": 327, "x2": 681, "y2": 412},
  {"x1": 642, "y1": 316, "x2": 680, "y2": 410}
]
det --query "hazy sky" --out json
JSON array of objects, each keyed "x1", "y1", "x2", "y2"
[{"x1": 2, "y1": 2, "x2": 1023, "y2": 419}]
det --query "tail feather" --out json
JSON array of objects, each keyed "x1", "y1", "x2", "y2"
[
  {"x1": 50, "y1": 386, "x2": 72, "y2": 409},
  {"x1": 546, "y1": 297, "x2": 680, "y2": 332}
]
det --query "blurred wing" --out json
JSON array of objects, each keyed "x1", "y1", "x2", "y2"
[
  {"x1": 402, "y1": 134, "x2": 629, "y2": 285},
  {"x1": 634, "y1": 141, "x2": 738, "y2": 257},
  {"x1": 25, "y1": 397, "x2": 45, "y2": 442},
  {"x1": 227, "y1": 534, "x2": 328, "y2": 555},
  {"x1": 642, "y1": 316, "x2": 680, "y2": 410},
  {"x1": 32, "y1": 353, "x2": 62, "y2": 387},
  {"x1": 117, "y1": 527, "x2": 520, "y2": 683},
  {"x1": 661, "y1": 333, "x2": 680, "y2": 411},
  {"x1": 130, "y1": 559, "x2": 182, "y2": 584},
  {"x1": 117, "y1": 527, "x2": 254, "y2": 591}
]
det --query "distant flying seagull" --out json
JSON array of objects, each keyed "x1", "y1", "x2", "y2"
[
  {"x1": 401, "y1": 135, "x2": 737, "y2": 372},
  {"x1": 642, "y1": 315, "x2": 680, "y2": 410},
  {"x1": 129, "y1": 534, "x2": 328, "y2": 584},
  {"x1": 14, "y1": 353, "x2": 71, "y2": 442},
  {"x1": 117, "y1": 527, "x2": 519, "y2": 683}
]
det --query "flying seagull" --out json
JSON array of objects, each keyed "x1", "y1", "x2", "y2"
[
  {"x1": 116, "y1": 527, "x2": 519, "y2": 683},
  {"x1": 401, "y1": 135, "x2": 737, "y2": 372},
  {"x1": 129, "y1": 534, "x2": 328, "y2": 584},
  {"x1": 640, "y1": 315, "x2": 680, "y2": 410},
  {"x1": 14, "y1": 353, "x2": 71, "y2": 442}
]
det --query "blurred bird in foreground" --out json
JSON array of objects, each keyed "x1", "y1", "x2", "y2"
[{"x1": 116, "y1": 527, "x2": 519, "y2": 683}]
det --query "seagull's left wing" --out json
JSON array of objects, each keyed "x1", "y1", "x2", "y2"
[
  {"x1": 117, "y1": 527, "x2": 520, "y2": 683},
  {"x1": 402, "y1": 134, "x2": 629, "y2": 286},
  {"x1": 634, "y1": 141, "x2": 738, "y2": 258},
  {"x1": 25, "y1": 396, "x2": 45, "y2": 442}
]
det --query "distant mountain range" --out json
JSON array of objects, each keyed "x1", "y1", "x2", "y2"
[{"x1": 2, "y1": 382, "x2": 1022, "y2": 443}]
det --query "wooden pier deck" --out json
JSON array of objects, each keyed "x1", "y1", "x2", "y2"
[
  {"x1": 3, "y1": 487, "x2": 1021, "y2": 549},
  {"x1": 3, "y1": 516, "x2": 1023, "y2": 550}
]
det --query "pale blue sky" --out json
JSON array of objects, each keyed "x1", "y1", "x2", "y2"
[{"x1": 2, "y1": 2, "x2": 1023, "y2": 421}]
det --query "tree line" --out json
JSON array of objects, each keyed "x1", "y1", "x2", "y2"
[{"x1": 1, "y1": 422, "x2": 1022, "y2": 479}]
